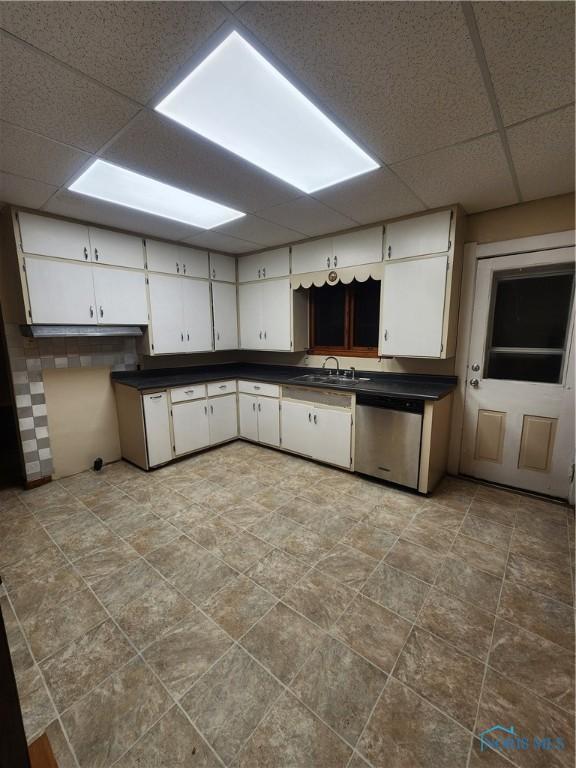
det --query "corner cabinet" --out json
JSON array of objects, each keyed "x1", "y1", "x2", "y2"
[{"x1": 238, "y1": 278, "x2": 308, "y2": 351}]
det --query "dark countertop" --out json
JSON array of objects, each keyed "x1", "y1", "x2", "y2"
[{"x1": 112, "y1": 364, "x2": 457, "y2": 401}]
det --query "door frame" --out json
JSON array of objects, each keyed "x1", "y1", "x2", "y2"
[{"x1": 448, "y1": 229, "x2": 576, "y2": 492}]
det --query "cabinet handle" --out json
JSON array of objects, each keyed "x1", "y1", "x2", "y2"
[
  {"x1": 83, "y1": 247, "x2": 89, "y2": 260},
  {"x1": 181, "y1": 332, "x2": 184, "y2": 342},
  {"x1": 185, "y1": 390, "x2": 195, "y2": 395},
  {"x1": 258, "y1": 268, "x2": 261, "y2": 278},
  {"x1": 204, "y1": 405, "x2": 208, "y2": 415},
  {"x1": 264, "y1": 331, "x2": 267, "y2": 340},
  {"x1": 183, "y1": 264, "x2": 186, "y2": 274},
  {"x1": 219, "y1": 384, "x2": 226, "y2": 389},
  {"x1": 150, "y1": 394, "x2": 162, "y2": 400},
  {"x1": 254, "y1": 385, "x2": 261, "y2": 390},
  {"x1": 258, "y1": 402, "x2": 261, "y2": 412},
  {"x1": 216, "y1": 332, "x2": 220, "y2": 341},
  {"x1": 89, "y1": 305, "x2": 94, "y2": 318},
  {"x1": 252, "y1": 402, "x2": 256, "y2": 411},
  {"x1": 187, "y1": 333, "x2": 190, "y2": 341},
  {"x1": 262, "y1": 267, "x2": 266, "y2": 277},
  {"x1": 99, "y1": 306, "x2": 103, "y2": 318},
  {"x1": 326, "y1": 256, "x2": 330, "y2": 268},
  {"x1": 176, "y1": 262, "x2": 180, "y2": 273},
  {"x1": 94, "y1": 248, "x2": 99, "y2": 262},
  {"x1": 212, "y1": 268, "x2": 216, "y2": 278},
  {"x1": 384, "y1": 329, "x2": 389, "y2": 341},
  {"x1": 314, "y1": 414, "x2": 318, "y2": 425},
  {"x1": 333, "y1": 255, "x2": 337, "y2": 267},
  {"x1": 387, "y1": 245, "x2": 392, "y2": 258},
  {"x1": 308, "y1": 412, "x2": 312, "y2": 422},
  {"x1": 210, "y1": 404, "x2": 214, "y2": 414},
  {"x1": 259, "y1": 331, "x2": 262, "y2": 339}
]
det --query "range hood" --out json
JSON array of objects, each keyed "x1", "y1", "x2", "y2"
[{"x1": 21, "y1": 325, "x2": 144, "y2": 338}]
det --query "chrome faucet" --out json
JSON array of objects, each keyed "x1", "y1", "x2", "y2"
[{"x1": 322, "y1": 356, "x2": 340, "y2": 375}]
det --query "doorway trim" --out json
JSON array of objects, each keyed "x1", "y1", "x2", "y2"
[{"x1": 448, "y1": 229, "x2": 576, "y2": 478}]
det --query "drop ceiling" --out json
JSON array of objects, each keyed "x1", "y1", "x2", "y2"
[{"x1": 0, "y1": 1, "x2": 573, "y2": 254}]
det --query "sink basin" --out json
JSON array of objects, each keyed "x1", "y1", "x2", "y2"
[{"x1": 289, "y1": 374, "x2": 362, "y2": 387}]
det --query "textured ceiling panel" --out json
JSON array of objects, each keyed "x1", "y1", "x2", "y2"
[
  {"x1": 217, "y1": 213, "x2": 305, "y2": 247},
  {"x1": 45, "y1": 190, "x2": 199, "y2": 242},
  {"x1": 258, "y1": 197, "x2": 358, "y2": 237},
  {"x1": 473, "y1": 1, "x2": 575, "y2": 125},
  {"x1": 0, "y1": 1, "x2": 228, "y2": 104},
  {"x1": 183, "y1": 230, "x2": 259, "y2": 254},
  {"x1": 0, "y1": 171, "x2": 57, "y2": 208},
  {"x1": 0, "y1": 34, "x2": 139, "y2": 152},
  {"x1": 104, "y1": 111, "x2": 301, "y2": 214},
  {"x1": 0, "y1": 121, "x2": 91, "y2": 186},
  {"x1": 312, "y1": 168, "x2": 425, "y2": 225},
  {"x1": 238, "y1": 1, "x2": 495, "y2": 164},
  {"x1": 507, "y1": 107, "x2": 575, "y2": 202},
  {"x1": 392, "y1": 134, "x2": 518, "y2": 213}
]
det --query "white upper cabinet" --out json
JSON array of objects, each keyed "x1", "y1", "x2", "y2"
[
  {"x1": 238, "y1": 281, "x2": 263, "y2": 349},
  {"x1": 147, "y1": 273, "x2": 185, "y2": 354},
  {"x1": 182, "y1": 279, "x2": 213, "y2": 353},
  {"x1": 146, "y1": 239, "x2": 209, "y2": 278},
  {"x1": 25, "y1": 257, "x2": 96, "y2": 324},
  {"x1": 379, "y1": 254, "x2": 448, "y2": 358},
  {"x1": 238, "y1": 278, "x2": 292, "y2": 351},
  {"x1": 291, "y1": 238, "x2": 333, "y2": 274},
  {"x1": 89, "y1": 228, "x2": 144, "y2": 269},
  {"x1": 332, "y1": 226, "x2": 383, "y2": 268},
  {"x1": 92, "y1": 267, "x2": 148, "y2": 325},
  {"x1": 212, "y1": 281, "x2": 238, "y2": 350},
  {"x1": 384, "y1": 210, "x2": 452, "y2": 261},
  {"x1": 18, "y1": 212, "x2": 91, "y2": 262},
  {"x1": 209, "y1": 252, "x2": 236, "y2": 282},
  {"x1": 238, "y1": 247, "x2": 290, "y2": 282}
]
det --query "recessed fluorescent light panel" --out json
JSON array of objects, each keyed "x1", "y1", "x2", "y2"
[
  {"x1": 68, "y1": 160, "x2": 245, "y2": 229},
  {"x1": 156, "y1": 31, "x2": 379, "y2": 193}
]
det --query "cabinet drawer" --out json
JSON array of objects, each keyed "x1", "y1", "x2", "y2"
[
  {"x1": 238, "y1": 380, "x2": 280, "y2": 398},
  {"x1": 170, "y1": 384, "x2": 207, "y2": 403},
  {"x1": 207, "y1": 380, "x2": 237, "y2": 396}
]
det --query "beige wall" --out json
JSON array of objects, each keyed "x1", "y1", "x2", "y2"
[
  {"x1": 466, "y1": 193, "x2": 574, "y2": 244},
  {"x1": 43, "y1": 367, "x2": 121, "y2": 478}
]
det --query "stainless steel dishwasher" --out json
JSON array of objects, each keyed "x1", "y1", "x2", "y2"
[{"x1": 354, "y1": 394, "x2": 424, "y2": 489}]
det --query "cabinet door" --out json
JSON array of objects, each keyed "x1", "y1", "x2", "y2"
[
  {"x1": 238, "y1": 394, "x2": 259, "y2": 441},
  {"x1": 332, "y1": 226, "x2": 383, "y2": 268},
  {"x1": 280, "y1": 400, "x2": 313, "y2": 456},
  {"x1": 209, "y1": 253, "x2": 236, "y2": 282},
  {"x1": 25, "y1": 256, "x2": 96, "y2": 324},
  {"x1": 238, "y1": 282, "x2": 263, "y2": 349},
  {"x1": 182, "y1": 279, "x2": 213, "y2": 352},
  {"x1": 208, "y1": 394, "x2": 238, "y2": 444},
  {"x1": 212, "y1": 282, "x2": 238, "y2": 350},
  {"x1": 148, "y1": 273, "x2": 185, "y2": 354},
  {"x1": 237, "y1": 253, "x2": 262, "y2": 283},
  {"x1": 385, "y1": 210, "x2": 451, "y2": 260},
  {"x1": 379, "y1": 255, "x2": 448, "y2": 357},
  {"x1": 89, "y1": 228, "x2": 144, "y2": 269},
  {"x1": 143, "y1": 392, "x2": 172, "y2": 467},
  {"x1": 92, "y1": 267, "x2": 148, "y2": 325},
  {"x1": 312, "y1": 407, "x2": 352, "y2": 468},
  {"x1": 172, "y1": 399, "x2": 210, "y2": 456},
  {"x1": 261, "y1": 279, "x2": 291, "y2": 350},
  {"x1": 19, "y1": 212, "x2": 90, "y2": 262},
  {"x1": 291, "y1": 238, "x2": 333, "y2": 274},
  {"x1": 257, "y1": 397, "x2": 280, "y2": 447},
  {"x1": 146, "y1": 240, "x2": 208, "y2": 278},
  {"x1": 238, "y1": 248, "x2": 289, "y2": 282}
]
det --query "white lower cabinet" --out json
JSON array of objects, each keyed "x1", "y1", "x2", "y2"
[
  {"x1": 280, "y1": 400, "x2": 314, "y2": 457},
  {"x1": 239, "y1": 394, "x2": 280, "y2": 447},
  {"x1": 208, "y1": 394, "x2": 238, "y2": 444},
  {"x1": 281, "y1": 400, "x2": 352, "y2": 468},
  {"x1": 143, "y1": 392, "x2": 172, "y2": 467},
  {"x1": 172, "y1": 399, "x2": 210, "y2": 456}
]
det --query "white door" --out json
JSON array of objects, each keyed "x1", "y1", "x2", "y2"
[
  {"x1": 209, "y1": 394, "x2": 238, "y2": 444},
  {"x1": 384, "y1": 210, "x2": 452, "y2": 261},
  {"x1": 143, "y1": 392, "x2": 173, "y2": 467},
  {"x1": 172, "y1": 400, "x2": 210, "y2": 456},
  {"x1": 332, "y1": 227, "x2": 383, "y2": 268},
  {"x1": 212, "y1": 282, "x2": 238, "y2": 350},
  {"x1": 261, "y1": 279, "x2": 292, "y2": 350},
  {"x1": 148, "y1": 273, "x2": 185, "y2": 354},
  {"x1": 92, "y1": 267, "x2": 148, "y2": 325},
  {"x1": 312, "y1": 407, "x2": 352, "y2": 468},
  {"x1": 281, "y1": 400, "x2": 313, "y2": 456},
  {"x1": 18, "y1": 212, "x2": 91, "y2": 262},
  {"x1": 25, "y1": 257, "x2": 96, "y2": 324},
  {"x1": 239, "y1": 282, "x2": 263, "y2": 349},
  {"x1": 461, "y1": 247, "x2": 575, "y2": 498},
  {"x1": 379, "y1": 255, "x2": 448, "y2": 357},
  {"x1": 210, "y1": 253, "x2": 236, "y2": 282},
  {"x1": 257, "y1": 397, "x2": 280, "y2": 447},
  {"x1": 292, "y1": 238, "x2": 334, "y2": 274},
  {"x1": 182, "y1": 279, "x2": 212, "y2": 352},
  {"x1": 238, "y1": 394, "x2": 259, "y2": 441},
  {"x1": 89, "y1": 228, "x2": 144, "y2": 269}
]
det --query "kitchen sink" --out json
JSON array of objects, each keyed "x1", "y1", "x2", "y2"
[{"x1": 289, "y1": 373, "x2": 365, "y2": 386}]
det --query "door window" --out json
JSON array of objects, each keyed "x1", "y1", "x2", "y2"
[{"x1": 485, "y1": 266, "x2": 574, "y2": 383}]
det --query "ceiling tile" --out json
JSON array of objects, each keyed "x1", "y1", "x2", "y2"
[
  {"x1": 257, "y1": 197, "x2": 358, "y2": 237},
  {"x1": 0, "y1": 2, "x2": 228, "y2": 104},
  {"x1": 217, "y1": 214, "x2": 305, "y2": 247},
  {"x1": 183, "y1": 230, "x2": 258, "y2": 254},
  {"x1": 0, "y1": 171, "x2": 57, "y2": 208},
  {"x1": 312, "y1": 168, "x2": 425, "y2": 224},
  {"x1": 473, "y1": 2, "x2": 575, "y2": 125},
  {"x1": 238, "y1": 2, "x2": 495, "y2": 163},
  {"x1": 44, "y1": 189, "x2": 199, "y2": 242},
  {"x1": 392, "y1": 133, "x2": 517, "y2": 214},
  {"x1": 103, "y1": 110, "x2": 301, "y2": 214},
  {"x1": 507, "y1": 107, "x2": 575, "y2": 203},
  {"x1": 0, "y1": 121, "x2": 91, "y2": 186},
  {"x1": 0, "y1": 34, "x2": 139, "y2": 152}
]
